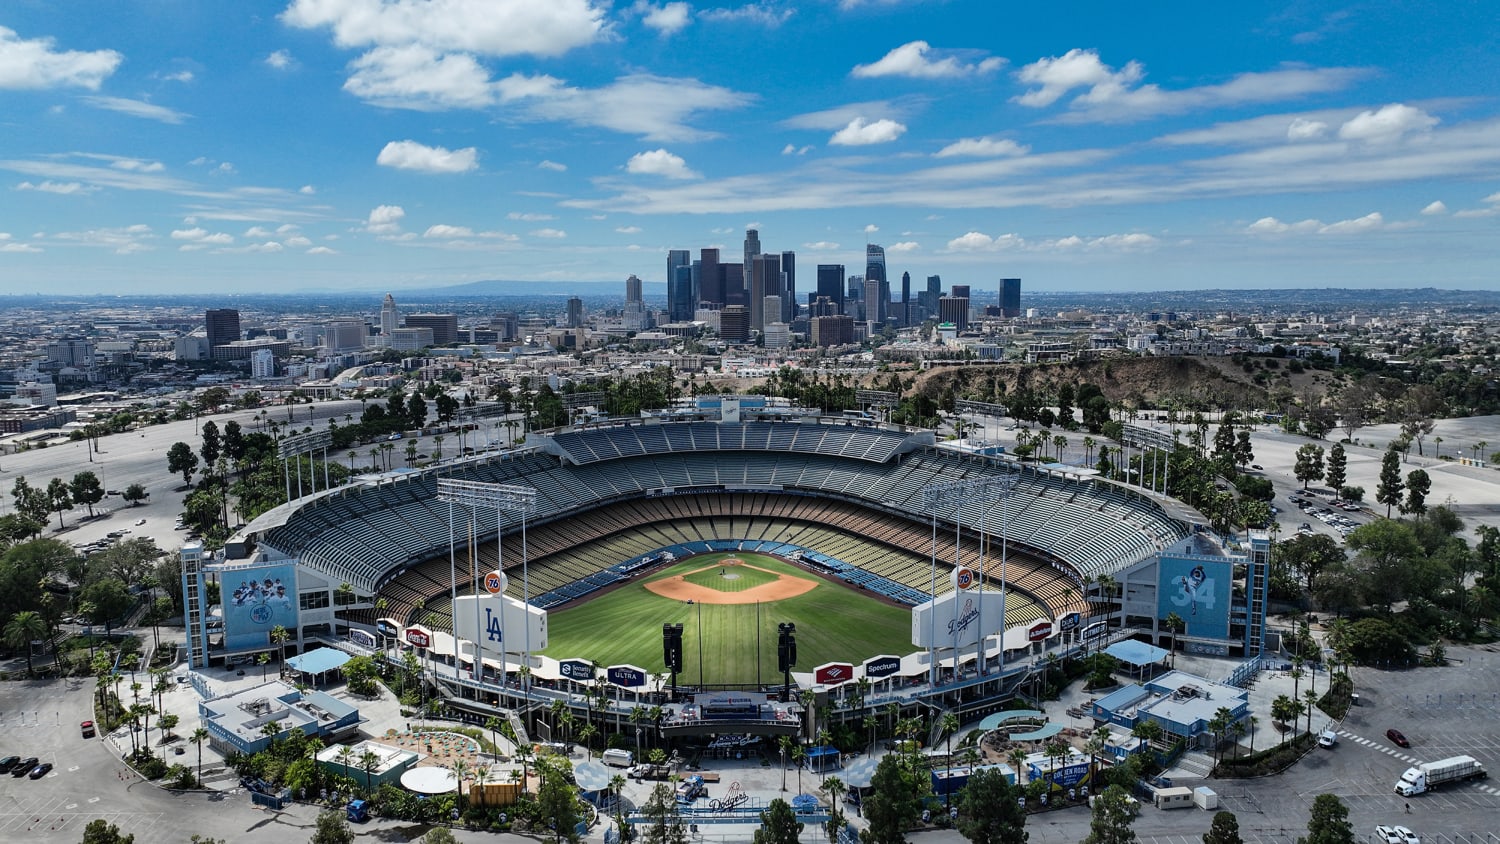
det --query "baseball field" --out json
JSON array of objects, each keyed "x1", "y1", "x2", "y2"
[{"x1": 536, "y1": 552, "x2": 914, "y2": 687}]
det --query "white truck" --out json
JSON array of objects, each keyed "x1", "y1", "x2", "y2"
[{"x1": 1394, "y1": 755, "x2": 1487, "y2": 796}]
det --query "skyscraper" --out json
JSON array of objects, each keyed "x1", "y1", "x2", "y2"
[
  {"x1": 625, "y1": 273, "x2": 643, "y2": 304},
  {"x1": 864, "y1": 244, "x2": 888, "y2": 324},
  {"x1": 565, "y1": 297, "x2": 583, "y2": 328},
  {"x1": 719, "y1": 305, "x2": 750, "y2": 343},
  {"x1": 900, "y1": 271, "x2": 911, "y2": 326},
  {"x1": 205, "y1": 308, "x2": 241, "y2": 351},
  {"x1": 816, "y1": 264, "x2": 845, "y2": 314},
  {"x1": 380, "y1": 294, "x2": 399, "y2": 335},
  {"x1": 743, "y1": 228, "x2": 761, "y2": 281},
  {"x1": 1001, "y1": 278, "x2": 1021, "y2": 318},
  {"x1": 750, "y1": 253, "x2": 780, "y2": 331},
  {"x1": 951, "y1": 284, "x2": 970, "y2": 300},
  {"x1": 666, "y1": 249, "x2": 690, "y2": 318},
  {"x1": 699, "y1": 248, "x2": 722, "y2": 307},
  {"x1": 404, "y1": 313, "x2": 459, "y2": 346},
  {"x1": 779, "y1": 250, "x2": 796, "y2": 322}
]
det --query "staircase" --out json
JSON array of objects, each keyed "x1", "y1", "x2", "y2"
[{"x1": 1171, "y1": 751, "x2": 1215, "y2": 779}]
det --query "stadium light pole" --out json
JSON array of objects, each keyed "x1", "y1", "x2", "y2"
[
  {"x1": 923, "y1": 476, "x2": 1021, "y2": 685},
  {"x1": 437, "y1": 479, "x2": 536, "y2": 689}
]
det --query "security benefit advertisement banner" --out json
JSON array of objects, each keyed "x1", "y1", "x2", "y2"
[
  {"x1": 453, "y1": 594, "x2": 549, "y2": 656},
  {"x1": 223, "y1": 563, "x2": 300, "y2": 651},
  {"x1": 1157, "y1": 556, "x2": 1232, "y2": 640}
]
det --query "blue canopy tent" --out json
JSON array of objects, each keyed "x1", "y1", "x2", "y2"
[
  {"x1": 285, "y1": 647, "x2": 351, "y2": 685},
  {"x1": 1104, "y1": 640, "x2": 1171, "y2": 680},
  {"x1": 804, "y1": 745, "x2": 841, "y2": 773}
]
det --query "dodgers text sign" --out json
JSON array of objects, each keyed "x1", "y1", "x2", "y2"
[
  {"x1": 453, "y1": 594, "x2": 549, "y2": 655},
  {"x1": 911, "y1": 589, "x2": 1008, "y2": 649}
]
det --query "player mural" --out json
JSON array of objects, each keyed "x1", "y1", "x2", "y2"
[
  {"x1": 1157, "y1": 556, "x2": 1232, "y2": 640},
  {"x1": 223, "y1": 563, "x2": 299, "y2": 651}
]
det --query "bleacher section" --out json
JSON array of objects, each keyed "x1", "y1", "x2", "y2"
[{"x1": 245, "y1": 422, "x2": 1190, "y2": 629}]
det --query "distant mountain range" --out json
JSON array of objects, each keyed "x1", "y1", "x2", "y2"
[{"x1": 408, "y1": 279, "x2": 668, "y2": 297}]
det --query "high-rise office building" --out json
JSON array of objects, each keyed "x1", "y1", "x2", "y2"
[
  {"x1": 380, "y1": 294, "x2": 399, "y2": 335},
  {"x1": 750, "y1": 253, "x2": 780, "y2": 331},
  {"x1": 810, "y1": 315, "x2": 854, "y2": 347},
  {"x1": 900, "y1": 271, "x2": 911, "y2": 326},
  {"x1": 404, "y1": 313, "x2": 459, "y2": 346},
  {"x1": 779, "y1": 250, "x2": 796, "y2": 322},
  {"x1": 205, "y1": 308, "x2": 241, "y2": 351},
  {"x1": 699, "y1": 248, "x2": 722, "y2": 307},
  {"x1": 670, "y1": 264, "x2": 695, "y2": 322},
  {"x1": 743, "y1": 228, "x2": 761, "y2": 283},
  {"x1": 565, "y1": 297, "x2": 583, "y2": 328},
  {"x1": 815, "y1": 264, "x2": 845, "y2": 314},
  {"x1": 666, "y1": 249, "x2": 691, "y2": 318},
  {"x1": 951, "y1": 284, "x2": 970, "y2": 300},
  {"x1": 625, "y1": 274, "x2": 643, "y2": 304},
  {"x1": 939, "y1": 295, "x2": 970, "y2": 330},
  {"x1": 1001, "y1": 278, "x2": 1021, "y2": 318},
  {"x1": 846, "y1": 274, "x2": 864, "y2": 322},
  {"x1": 722, "y1": 262, "x2": 745, "y2": 306},
  {"x1": 491, "y1": 312, "x2": 519, "y2": 341},
  {"x1": 864, "y1": 244, "x2": 887, "y2": 324},
  {"x1": 325, "y1": 320, "x2": 366, "y2": 352},
  {"x1": 719, "y1": 305, "x2": 750, "y2": 343}
]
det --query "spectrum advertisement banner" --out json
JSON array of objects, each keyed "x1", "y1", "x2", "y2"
[
  {"x1": 223, "y1": 563, "x2": 300, "y2": 652},
  {"x1": 1157, "y1": 556, "x2": 1232, "y2": 640}
]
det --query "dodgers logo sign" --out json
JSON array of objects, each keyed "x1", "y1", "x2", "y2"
[{"x1": 947, "y1": 598, "x2": 980, "y2": 638}]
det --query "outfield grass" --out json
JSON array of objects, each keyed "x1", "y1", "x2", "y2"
[{"x1": 537, "y1": 552, "x2": 913, "y2": 686}]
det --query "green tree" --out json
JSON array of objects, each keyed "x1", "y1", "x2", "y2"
[
  {"x1": 81, "y1": 577, "x2": 133, "y2": 633},
  {"x1": 1277, "y1": 533, "x2": 1345, "y2": 596},
  {"x1": 956, "y1": 766, "x2": 1027, "y2": 844},
  {"x1": 69, "y1": 471, "x2": 106, "y2": 518},
  {"x1": 121, "y1": 483, "x2": 149, "y2": 507},
  {"x1": 860, "y1": 753, "x2": 924, "y2": 844},
  {"x1": 200, "y1": 420, "x2": 221, "y2": 468},
  {"x1": 1347, "y1": 519, "x2": 1423, "y2": 611},
  {"x1": 535, "y1": 754, "x2": 582, "y2": 843},
  {"x1": 406, "y1": 394, "x2": 428, "y2": 429},
  {"x1": 1376, "y1": 448, "x2": 1405, "y2": 517},
  {"x1": 1299, "y1": 794, "x2": 1353, "y2": 844},
  {"x1": 1082, "y1": 784, "x2": 1139, "y2": 844},
  {"x1": 80, "y1": 819, "x2": 135, "y2": 844},
  {"x1": 755, "y1": 798, "x2": 804, "y2": 844},
  {"x1": 1403, "y1": 469, "x2": 1431, "y2": 515},
  {"x1": 1203, "y1": 811, "x2": 1244, "y2": 844},
  {"x1": 639, "y1": 781, "x2": 686, "y2": 844},
  {"x1": 45, "y1": 476, "x2": 73, "y2": 529},
  {"x1": 1325, "y1": 443, "x2": 1347, "y2": 494},
  {"x1": 422, "y1": 829, "x2": 459, "y2": 844},
  {"x1": 309, "y1": 809, "x2": 356, "y2": 844},
  {"x1": 1293, "y1": 444, "x2": 1325, "y2": 490},
  {"x1": 167, "y1": 442, "x2": 199, "y2": 487},
  {"x1": 2, "y1": 610, "x2": 47, "y2": 676},
  {"x1": 11, "y1": 476, "x2": 52, "y2": 526}
]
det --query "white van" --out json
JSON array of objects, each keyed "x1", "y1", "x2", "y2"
[
  {"x1": 603, "y1": 749, "x2": 635, "y2": 768},
  {"x1": 1318, "y1": 730, "x2": 1338, "y2": 748}
]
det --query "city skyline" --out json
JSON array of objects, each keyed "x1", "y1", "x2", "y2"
[{"x1": 2, "y1": 1, "x2": 1498, "y2": 295}]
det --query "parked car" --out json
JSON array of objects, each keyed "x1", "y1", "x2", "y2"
[
  {"x1": 0, "y1": 755, "x2": 20, "y2": 773},
  {"x1": 80, "y1": 720, "x2": 95, "y2": 738},
  {"x1": 1376, "y1": 825, "x2": 1420, "y2": 844},
  {"x1": 10, "y1": 757, "x2": 38, "y2": 776},
  {"x1": 28, "y1": 762, "x2": 53, "y2": 779},
  {"x1": 1387, "y1": 728, "x2": 1411, "y2": 748}
]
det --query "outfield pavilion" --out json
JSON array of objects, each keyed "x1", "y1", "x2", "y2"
[{"x1": 201, "y1": 400, "x2": 1228, "y2": 742}]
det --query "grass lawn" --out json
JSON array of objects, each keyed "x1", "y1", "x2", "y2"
[{"x1": 538, "y1": 552, "x2": 913, "y2": 686}]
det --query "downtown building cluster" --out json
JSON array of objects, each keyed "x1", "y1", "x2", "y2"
[{"x1": 666, "y1": 229, "x2": 1022, "y2": 347}]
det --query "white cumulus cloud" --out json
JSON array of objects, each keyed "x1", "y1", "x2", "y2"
[
  {"x1": 627, "y1": 149, "x2": 701, "y2": 179},
  {"x1": 265, "y1": 49, "x2": 293, "y2": 70},
  {"x1": 699, "y1": 3, "x2": 794, "y2": 27},
  {"x1": 887, "y1": 241, "x2": 919, "y2": 252},
  {"x1": 82, "y1": 96, "x2": 188, "y2": 124},
  {"x1": 507, "y1": 212, "x2": 555, "y2": 221},
  {"x1": 377, "y1": 139, "x2": 479, "y2": 173},
  {"x1": 424, "y1": 224, "x2": 474, "y2": 238},
  {"x1": 852, "y1": 41, "x2": 1003, "y2": 80},
  {"x1": 1286, "y1": 117, "x2": 1328, "y2": 141},
  {"x1": 538, "y1": 159, "x2": 567, "y2": 172},
  {"x1": 0, "y1": 26, "x2": 121, "y2": 90},
  {"x1": 830, "y1": 117, "x2": 906, "y2": 146},
  {"x1": 365, "y1": 204, "x2": 405, "y2": 234},
  {"x1": 934, "y1": 136, "x2": 1029, "y2": 158},
  {"x1": 1318, "y1": 211, "x2": 1385, "y2": 234},
  {"x1": 863, "y1": 224, "x2": 879, "y2": 233},
  {"x1": 16, "y1": 180, "x2": 95, "y2": 194},
  {"x1": 615, "y1": 225, "x2": 642, "y2": 233},
  {"x1": 1337, "y1": 103, "x2": 1438, "y2": 143},
  {"x1": 635, "y1": 1, "x2": 691, "y2": 34},
  {"x1": 803, "y1": 241, "x2": 839, "y2": 250},
  {"x1": 1420, "y1": 201, "x2": 1447, "y2": 216},
  {"x1": 307, "y1": 246, "x2": 338, "y2": 255},
  {"x1": 530, "y1": 228, "x2": 567, "y2": 238}
]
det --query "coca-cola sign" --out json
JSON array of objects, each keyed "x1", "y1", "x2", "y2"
[{"x1": 404, "y1": 627, "x2": 431, "y2": 648}]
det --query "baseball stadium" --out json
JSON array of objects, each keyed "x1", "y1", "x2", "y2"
[{"x1": 204, "y1": 402, "x2": 1230, "y2": 742}]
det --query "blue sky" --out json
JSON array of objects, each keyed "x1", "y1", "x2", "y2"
[{"x1": 2, "y1": 0, "x2": 1498, "y2": 296}]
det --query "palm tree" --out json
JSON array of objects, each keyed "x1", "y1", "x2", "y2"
[
  {"x1": 484, "y1": 715, "x2": 504, "y2": 757},
  {"x1": 1163, "y1": 613, "x2": 1184, "y2": 668},
  {"x1": 1085, "y1": 726, "x2": 1110, "y2": 785},
  {"x1": 450, "y1": 758, "x2": 471, "y2": 815},
  {"x1": 336, "y1": 745, "x2": 355, "y2": 781},
  {"x1": 433, "y1": 435, "x2": 445, "y2": 462},
  {"x1": 793, "y1": 744, "x2": 807, "y2": 793},
  {"x1": 358, "y1": 749, "x2": 380, "y2": 796},
  {"x1": 475, "y1": 764, "x2": 491, "y2": 806},
  {"x1": 821, "y1": 775, "x2": 846, "y2": 838},
  {"x1": 779, "y1": 735, "x2": 794, "y2": 792},
  {"x1": 1247, "y1": 715, "x2": 1260, "y2": 755},
  {"x1": 2, "y1": 610, "x2": 47, "y2": 676},
  {"x1": 191, "y1": 727, "x2": 210, "y2": 785},
  {"x1": 610, "y1": 773, "x2": 627, "y2": 809},
  {"x1": 863, "y1": 715, "x2": 878, "y2": 752},
  {"x1": 939, "y1": 712, "x2": 960, "y2": 806},
  {"x1": 346, "y1": 450, "x2": 357, "y2": 471},
  {"x1": 1007, "y1": 747, "x2": 1029, "y2": 786},
  {"x1": 1304, "y1": 689, "x2": 1319, "y2": 735},
  {"x1": 271, "y1": 625, "x2": 290, "y2": 674}
]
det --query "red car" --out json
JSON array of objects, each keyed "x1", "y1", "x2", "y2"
[
  {"x1": 1386, "y1": 728, "x2": 1411, "y2": 748},
  {"x1": 80, "y1": 720, "x2": 95, "y2": 738}
]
